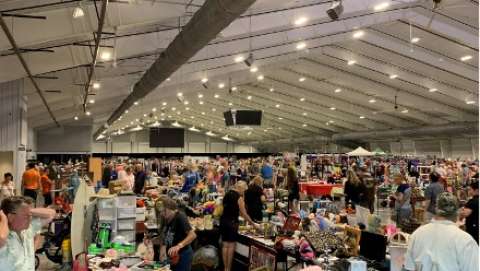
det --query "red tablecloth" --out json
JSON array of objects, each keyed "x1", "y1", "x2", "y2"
[{"x1": 299, "y1": 182, "x2": 343, "y2": 197}]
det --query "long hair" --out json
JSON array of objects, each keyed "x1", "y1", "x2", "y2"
[{"x1": 346, "y1": 169, "x2": 360, "y2": 185}]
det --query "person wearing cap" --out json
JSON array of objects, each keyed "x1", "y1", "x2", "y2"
[
  {"x1": 404, "y1": 192, "x2": 479, "y2": 271},
  {"x1": 460, "y1": 181, "x2": 479, "y2": 244}
]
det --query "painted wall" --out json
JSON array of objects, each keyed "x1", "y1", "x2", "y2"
[
  {"x1": 92, "y1": 129, "x2": 256, "y2": 154},
  {"x1": 35, "y1": 126, "x2": 256, "y2": 154}
]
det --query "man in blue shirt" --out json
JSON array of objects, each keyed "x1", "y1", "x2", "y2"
[
  {"x1": 181, "y1": 164, "x2": 200, "y2": 193},
  {"x1": 261, "y1": 161, "x2": 274, "y2": 188}
]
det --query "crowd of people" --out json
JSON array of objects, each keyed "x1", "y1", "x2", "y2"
[{"x1": 0, "y1": 155, "x2": 476, "y2": 271}]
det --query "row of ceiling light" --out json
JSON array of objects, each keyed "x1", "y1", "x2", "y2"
[{"x1": 86, "y1": 2, "x2": 477, "y2": 128}]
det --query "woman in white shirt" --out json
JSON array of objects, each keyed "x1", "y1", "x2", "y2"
[
  {"x1": 122, "y1": 167, "x2": 135, "y2": 191},
  {"x1": 0, "y1": 173, "x2": 15, "y2": 203}
]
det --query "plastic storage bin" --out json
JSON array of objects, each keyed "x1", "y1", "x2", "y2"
[
  {"x1": 118, "y1": 219, "x2": 136, "y2": 230},
  {"x1": 97, "y1": 198, "x2": 116, "y2": 209},
  {"x1": 117, "y1": 207, "x2": 136, "y2": 219},
  {"x1": 98, "y1": 208, "x2": 116, "y2": 221},
  {"x1": 117, "y1": 196, "x2": 136, "y2": 208},
  {"x1": 116, "y1": 230, "x2": 135, "y2": 243}
]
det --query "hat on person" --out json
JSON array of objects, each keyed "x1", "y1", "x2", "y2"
[
  {"x1": 93, "y1": 188, "x2": 115, "y2": 199},
  {"x1": 436, "y1": 192, "x2": 458, "y2": 218}
]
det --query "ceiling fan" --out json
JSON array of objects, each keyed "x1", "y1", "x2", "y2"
[
  {"x1": 44, "y1": 90, "x2": 62, "y2": 94},
  {"x1": 372, "y1": 93, "x2": 411, "y2": 115}
]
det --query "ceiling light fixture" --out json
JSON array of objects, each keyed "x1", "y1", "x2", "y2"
[
  {"x1": 300, "y1": 97, "x2": 306, "y2": 102},
  {"x1": 353, "y1": 30, "x2": 365, "y2": 39},
  {"x1": 162, "y1": 102, "x2": 167, "y2": 106},
  {"x1": 231, "y1": 86, "x2": 238, "y2": 91},
  {"x1": 373, "y1": 2, "x2": 390, "y2": 11},
  {"x1": 228, "y1": 102, "x2": 233, "y2": 106},
  {"x1": 296, "y1": 42, "x2": 307, "y2": 50},
  {"x1": 92, "y1": 82, "x2": 101, "y2": 89},
  {"x1": 222, "y1": 135, "x2": 234, "y2": 141},
  {"x1": 72, "y1": 6, "x2": 85, "y2": 18},
  {"x1": 218, "y1": 83, "x2": 225, "y2": 89},
  {"x1": 166, "y1": 78, "x2": 171, "y2": 81},
  {"x1": 89, "y1": 99, "x2": 95, "y2": 104},
  {"x1": 198, "y1": 93, "x2": 204, "y2": 98},
  {"x1": 152, "y1": 107, "x2": 157, "y2": 112},
  {"x1": 199, "y1": 101, "x2": 204, "y2": 105},
  {"x1": 134, "y1": 101, "x2": 139, "y2": 105},
  {"x1": 466, "y1": 100, "x2": 476, "y2": 105},
  {"x1": 429, "y1": 88, "x2": 438, "y2": 92},
  {"x1": 85, "y1": 111, "x2": 91, "y2": 116},
  {"x1": 330, "y1": 107, "x2": 336, "y2": 110},
  {"x1": 359, "y1": 115, "x2": 365, "y2": 119},
  {"x1": 125, "y1": 110, "x2": 129, "y2": 114},
  {"x1": 326, "y1": 1, "x2": 344, "y2": 20},
  {"x1": 269, "y1": 88, "x2": 274, "y2": 92},
  {"x1": 347, "y1": 60, "x2": 357, "y2": 65},
  {"x1": 369, "y1": 98, "x2": 376, "y2": 103},
  {"x1": 74, "y1": 116, "x2": 79, "y2": 120},
  {"x1": 189, "y1": 126, "x2": 200, "y2": 132},
  {"x1": 257, "y1": 75, "x2": 264, "y2": 81},
  {"x1": 247, "y1": 95, "x2": 252, "y2": 100},
  {"x1": 184, "y1": 101, "x2": 189, "y2": 105},
  {"x1": 275, "y1": 104, "x2": 280, "y2": 108},
  {"x1": 172, "y1": 121, "x2": 182, "y2": 127},
  {"x1": 460, "y1": 55, "x2": 473, "y2": 62},
  {"x1": 299, "y1": 77, "x2": 306, "y2": 82},
  {"x1": 411, "y1": 37, "x2": 420, "y2": 43},
  {"x1": 100, "y1": 51, "x2": 112, "y2": 61},
  {"x1": 302, "y1": 123, "x2": 308, "y2": 127},
  {"x1": 234, "y1": 56, "x2": 245, "y2": 63},
  {"x1": 302, "y1": 112, "x2": 308, "y2": 116},
  {"x1": 201, "y1": 77, "x2": 208, "y2": 83},
  {"x1": 401, "y1": 109, "x2": 409, "y2": 113},
  {"x1": 389, "y1": 74, "x2": 398, "y2": 79},
  {"x1": 334, "y1": 88, "x2": 342, "y2": 93},
  {"x1": 177, "y1": 92, "x2": 183, "y2": 97},
  {"x1": 294, "y1": 16, "x2": 308, "y2": 26},
  {"x1": 212, "y1": 108, "x2": 216, "y2": 112},
  {"x1": 250, "y1": 67, "x2": 258, "y2": 73},
  {"x1": 150, "y1": 121, "x2": 160, "y2": 127},
  {"x1": 214, "y1": 94, "x2": 220, "y2": 98},
  {"x1": 206, "y1": 131, "x2": 216, "y2": 137}
]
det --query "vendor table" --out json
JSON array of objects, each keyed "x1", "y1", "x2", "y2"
[
  {"x1": 234, "y1": 233, "x2": 305, "y2": 271},
  {"x1": 299, "y1": 182, "x2": 343, "y2": 197}
]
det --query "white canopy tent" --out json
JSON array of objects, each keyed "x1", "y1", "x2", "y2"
[{"x1": 346, "y1": 147, "x2": 374, "y2": 156}]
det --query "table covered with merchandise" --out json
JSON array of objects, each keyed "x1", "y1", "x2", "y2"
[{"x1": 299, "y1": 182, "x2": 343, "y2": 197}]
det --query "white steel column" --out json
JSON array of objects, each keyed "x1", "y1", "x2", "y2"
[{"x1": 0, "y1": 79, "x2": 27, "y2": 193}]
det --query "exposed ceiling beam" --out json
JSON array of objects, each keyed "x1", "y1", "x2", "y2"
[{"x1": 0, "y1": 13, "x2": 59, "y2": 127}]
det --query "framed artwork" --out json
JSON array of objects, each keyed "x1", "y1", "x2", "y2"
[{"x1": 249, "y1": 245, "x2": 276, "y2": 271}]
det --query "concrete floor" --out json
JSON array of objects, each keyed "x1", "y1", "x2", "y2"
[{"x1": 37, "y1": 254, "x2": 62, "y2": 271}]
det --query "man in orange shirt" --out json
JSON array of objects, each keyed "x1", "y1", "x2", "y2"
[
  {"x1": 40, "y1": 167, "x2": 53, "y2": 207},
  {"x1": 22, "y1": 163, "x2": 40, "y2": 203}
]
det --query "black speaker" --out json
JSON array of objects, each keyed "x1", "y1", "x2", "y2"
[{"x1": 223, "y1": 110, "x2": 262, "y2": 126}]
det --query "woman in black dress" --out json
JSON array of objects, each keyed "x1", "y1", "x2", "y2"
[
  {"x1": 287, "y1": 165, "x2": 300, "y2": 213},
  {"x1": 220, "y1": 181, "x2": 261, "y2": 271}
]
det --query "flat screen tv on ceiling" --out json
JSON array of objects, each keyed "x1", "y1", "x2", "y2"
[{"x1": 149, "y1": 128, "x2": 184, "y2": 148}]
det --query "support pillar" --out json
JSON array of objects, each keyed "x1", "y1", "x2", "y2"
[{"x1": 0, "y1": 80, "x2": 27, "y2": 193}]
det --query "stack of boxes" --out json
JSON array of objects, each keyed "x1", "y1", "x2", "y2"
[{"x1": 97, "y1": 195, "x2": 137, "y2": 244}]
